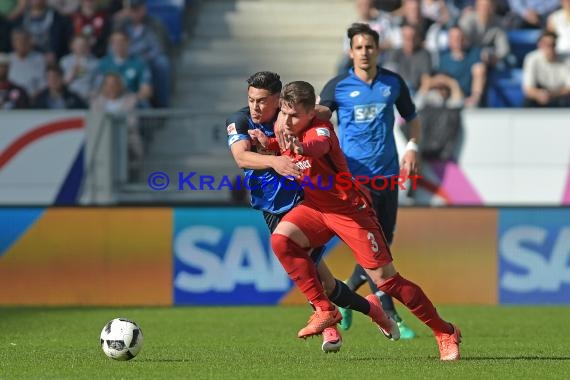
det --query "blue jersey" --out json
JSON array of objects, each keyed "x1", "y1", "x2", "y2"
[
  {"x1": 319, "y1": 67, "x2": 417, "y2": 178},
  {"x1": 226, "y1": 107, "x2": 302, "y2": 214}
]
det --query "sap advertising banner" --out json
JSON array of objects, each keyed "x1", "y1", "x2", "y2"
[
  {"x1": 499, "y1": 209, "x2": 570, "y2": 304},
  {"x1": 173, "y1": 208, "x2": 291, "y2": 305}
]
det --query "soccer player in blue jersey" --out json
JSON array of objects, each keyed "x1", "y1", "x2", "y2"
[
  {"x1": 318, "y1": 23, "x2": 421, "y2": 338},
  {"x1": 226, "y1": 71, "x2": 398, "y2": 353}
]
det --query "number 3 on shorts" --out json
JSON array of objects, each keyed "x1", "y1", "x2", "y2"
[{"x1": 367, "y1": 231, "x2": 379, "y2": 253}]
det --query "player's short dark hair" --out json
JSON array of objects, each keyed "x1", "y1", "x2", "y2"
[
  {"x1": 347, "y1": 23, "x2": 380, "y2": 48},
  {"x1": 280, "y1": 81, "x2": 316, "y2": 112},
  {"x1": 247, "y1": 71, "x2": 282, "y2": 95}
]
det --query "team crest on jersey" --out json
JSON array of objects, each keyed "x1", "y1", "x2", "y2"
[
  {"x1": 350, "y1": 90, "x2": 360, "y2": 98},
  {"x1": 296, "y1": 160, "x2": 311, "y2": 170},
  {"x1": 226, "y1": 123, "x2": 237, "y2": 135},
  {"x1": 316, "y1": 128, "x2": 330, "y2": 137},
  {"x1": 382, "y1": 87, "x2": 391, "y2": 98}
]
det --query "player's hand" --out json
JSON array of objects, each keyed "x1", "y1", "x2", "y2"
[
  {"x1": 285, "y1": 134, "x2": 304, "y2": 155},
  {"x1": 248, "y1": 129, "x2": 269, "y2": 148},
  {"x1": 271, "y1": 155, "x2": 302, "y2": 178},
  {"x1": 400, "y1": 149, "x2": 420, "y2": 180}
]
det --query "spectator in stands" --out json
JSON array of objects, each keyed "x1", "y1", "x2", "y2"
[
  {"x1": 506, "y1": 0, "x2": 560, "y2": 29},
  {"x1": 48, "y1": 0, "x2": 81, "y2": 15},
  {"x1": 0, "y1": 16, "x2": 11, "y2": 53},
  {"x1": 97, "y1": 29, "x2": 153, "y2": 107},
  {"x1": 0, "y1": 0, "x2": 26, "y2": 21},
  {"x1": 0, "y1": 53, "x2": 30, "y2": 109},
  {"x1": 390, "y1": 0, "x2": 432, "y2": 47},
  {"x1": 116, "y1": 0, "x2": 171, "y2": 107},
  {"x1": 71, "y1": 0, "x2": 112, "y2": 58},
  {"x1": 459, "y1": 0, "x2": 510, "y2": 68},
  {"x1": 31, "y1": 64, "x2": 87, "y2": 109},
  {"x1": 413, "y1": 73, "x2": 463, "y2": 162},
  {"x1": 547, "y1": 0, "x2": 570, "y2": 59},
  {"x1": 60, "y1": 35, "x2": 99, "y2": 102},
  {"x1": 522, "y1": 31, "x2": 570, "y2": 107},
  {"x1": 436, "y1": 26, "x2": 486, "y2": 106},
  {"x1": 102, "y1": 0, "x2": 125, "y2": 15},
  {"x1": 446, "y1": 0, "x2": 476, "y2": 15},
  {"x1": 385, "y1": 23, "x2": 433, "y2": 93},
  {"x1": 338, "y1": 0, "x2": 393, "y2": 73},
  {"x1": 421, "y1": 0, "x2": 454, "y2": 26},
  {"x1": 90, "y1": 72, "x2": 144, "y2": 179},
  {"x1": 13, "y1": 0, "x2": 73, "y2": 64},
  {"x1": 8, "y1": 28, "x2": 46, "y2": 99}
]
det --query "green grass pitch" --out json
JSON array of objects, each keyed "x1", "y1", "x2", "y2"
[{"x1": 1, "y1": 306, "x2": 569, "y2": 379}]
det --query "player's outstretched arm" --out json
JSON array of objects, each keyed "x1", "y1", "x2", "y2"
[{"x1": 230, "y1": 139, "x2": 302, "y2": 178}]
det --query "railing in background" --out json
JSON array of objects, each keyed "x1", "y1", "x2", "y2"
[
  {"x1": 81, "y1": 108, "x2": 243, "y2": 205},
  {"x1": 1, "y1": 109, "x2": 569, "y2": 206}
]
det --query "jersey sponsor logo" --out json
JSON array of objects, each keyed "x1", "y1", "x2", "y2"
[
  {"x1": 296, "y1": 160, "x2": 311, "y2": 170},
  {"x1": 226, "y1": 123, "x2": 237, "y2": 135},
  {"x1": 316, "y1": 128, "x2": 330, "y2": 137},
  {"x1": 350, "y1": 90, "x2": 360, "y2": 98},
  {"x1": 354, "y1": 103, "x2": 386, "y2": 123}
]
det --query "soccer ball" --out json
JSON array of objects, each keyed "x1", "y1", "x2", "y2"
[{"x1": 100, "y1": 318, "x2": 144, "y2": 361}]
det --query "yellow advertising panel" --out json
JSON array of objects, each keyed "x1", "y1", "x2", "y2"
[{"x1": 0, "y1": 208, "x2": 172, "y2": 306}]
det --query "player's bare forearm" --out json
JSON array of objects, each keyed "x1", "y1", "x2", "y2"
[
  {"x1": 401, "y1": 117, "x2": 421, "y2": 176},
  {"x1": 407, "y1": 117, "x2": 421, "y2": 144},
  {"x1": 231, "y1": 140, "x2": 301, "y2": 177},
  {"x1": 230, "y1": 140, "x2": 272, "y2": 170}
]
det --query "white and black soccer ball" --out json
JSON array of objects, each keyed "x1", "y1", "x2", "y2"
[{"x1": 100, "y1": 318, "x2": 144, "y2": 361}]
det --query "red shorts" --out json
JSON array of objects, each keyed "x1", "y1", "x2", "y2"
[{"x1": 281, "y1": 202, "x2": 393, "y2": 269}]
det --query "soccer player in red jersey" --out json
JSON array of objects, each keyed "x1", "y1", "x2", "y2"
[{"x1": 252, "y1": 81, "x2": 462, "y2": 361}]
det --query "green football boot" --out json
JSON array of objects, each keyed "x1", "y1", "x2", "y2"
[{"x1": 338, "y1": 306, "x2": 353, "y2": 331}]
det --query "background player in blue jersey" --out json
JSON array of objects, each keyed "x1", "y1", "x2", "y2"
[
  {"x1": 318, "y1": 23, "x2": 421, "y2": 338},
  {"x1": 227, "y1": 71, "x2": 399, "y2": 352}
]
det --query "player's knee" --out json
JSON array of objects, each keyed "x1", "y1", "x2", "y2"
[{"x1": 270, "y1": 233, "x2": 290, "y2": 258}]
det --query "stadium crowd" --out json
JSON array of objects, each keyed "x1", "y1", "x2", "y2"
[
  {"x1": 338, "y1": 0, "x2": 570, "y2": 163},
  {"x1": 341, "y1": 0, "x2": 570, "y2": 107},
  {"x1": 0, "y1": 0, "x2": 173, "y2": 111}
]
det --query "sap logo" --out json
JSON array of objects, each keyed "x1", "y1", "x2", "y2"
[
  {"x1": 174, "y1": 226, "x2": 289, "y2": 293},
  {"x1": 354, "y1": 103, "x2": 386, "y2": 123},
  {"x1": 500, "y1": 226, "x2": 570, "y2": 292}
]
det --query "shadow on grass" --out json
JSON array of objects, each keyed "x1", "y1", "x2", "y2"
[
  {"x1": 463, "y1": 356, "x2": 570, "y2": 361},
  {"x1": 341, "y1": 355, "x2": 570, "y2": 362}
]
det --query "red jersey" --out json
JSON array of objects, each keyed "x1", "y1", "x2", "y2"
[{"x1": 281, "y1": 119, "x2": 370, "y2": 214}]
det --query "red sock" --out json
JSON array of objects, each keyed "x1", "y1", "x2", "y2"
[
  {"x1": 271, "y1": 234, "x2": 333, "y2": 311},
  {"x1": 378, "y1": 273, "x2": 453, "y2": 335}
]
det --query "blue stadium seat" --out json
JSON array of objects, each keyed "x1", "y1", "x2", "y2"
[
  {"x1": 486, "y1": 69, "x2": 524, "y2": 108},
  {"x1": 147, "y1": 0, "x2": 185, "y2": 45},
  {"x1": 508, "y1": 29, "x2": 541, "y2": 67}
]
